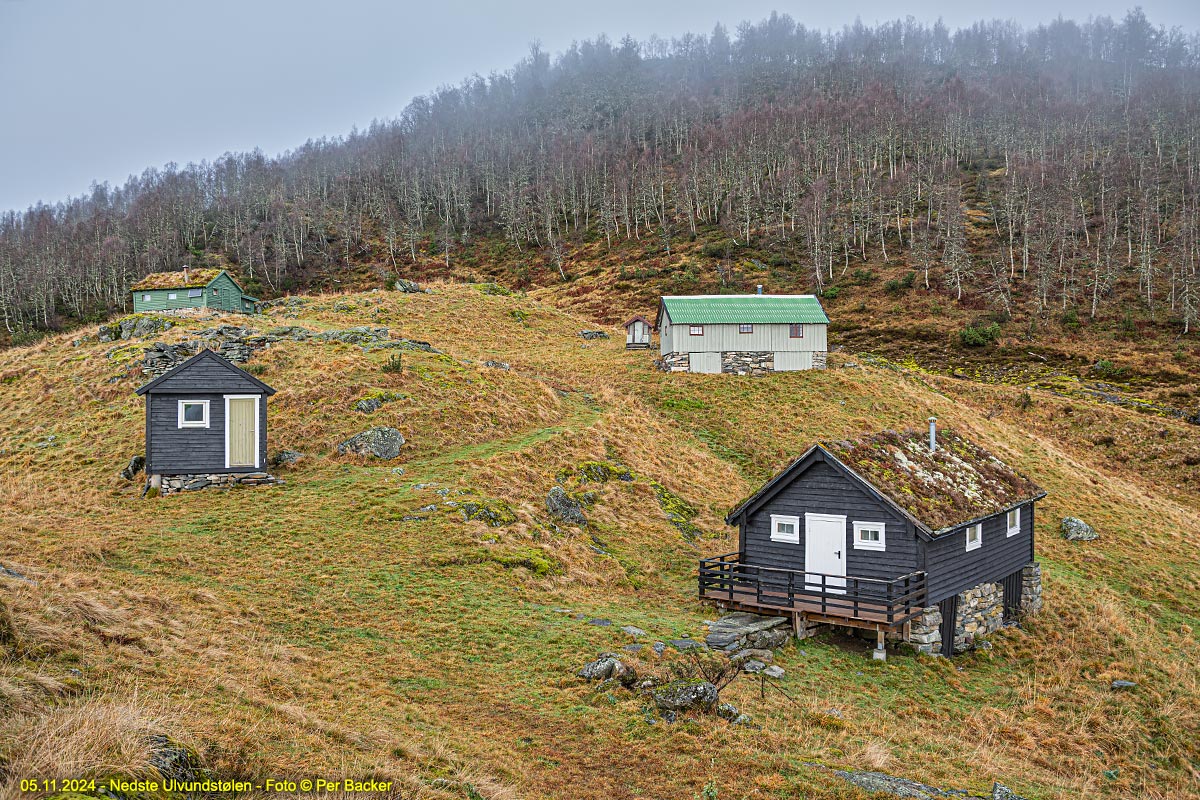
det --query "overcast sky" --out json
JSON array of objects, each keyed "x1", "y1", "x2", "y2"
[{"x1": 2, "y1": 0, "x2": 1198, "y2": 213}]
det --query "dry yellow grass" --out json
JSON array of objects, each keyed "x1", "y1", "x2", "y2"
[{"x1": 0, "y1": 281, "x2": 1198, "y2": 799}]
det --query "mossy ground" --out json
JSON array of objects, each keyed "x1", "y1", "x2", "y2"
[{"x1": 0, "y1": 282, "x2": 1197, "y2": 799}]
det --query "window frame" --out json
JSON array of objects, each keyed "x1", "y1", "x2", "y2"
[
  {"x1": 739, "y1": 323, "x2": 753, "y2": 334},
  {"x1": 852, "y1": 521, "x2": 886, "y2": 551},
  {"x1": 212, "y1": 287, "x2": 220, "y2": 295},
  {"x1": 689, "y1": 325, "x2": 704, "y2": 336},
  {"x1": 188, "y1": 288, "x2": 203, "y2": 298},
  {"x1": 141, "y1": 293, "x2": 151, "y2": 302},
  {"x1": 789, "y1": 323, "x2": 804, "y2": 338},
  {"x1": 769, "y1": 514, "x2": 801, "y2": 544},
  {"x1": 167, "y1": 292, "x2": 178, "y2": 300},
  {"x1": 177, "y1": 399, "x2": 210, "y2": 429},
  {"x1": 965, "y1": 523, "x2": 983, "y2": 552},
  {"x1": 1006, "y1": 507, "x2": 1021, "y2": 537}
]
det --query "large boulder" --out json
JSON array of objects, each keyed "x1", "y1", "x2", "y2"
[
  {"x1": 705, "y1": 612, "x2": 791, "y2": 651},
  {"x1": 269, "y1": 450, "x2": 304, "y2": 469},
  {"x1": 98, "y1": 315, "x2": 174, "y2": 342},
  {"x1": 546, "y1": 486, "x2": 587, "y2": 526},
  {"x1": 1060, "y1": 517, "x2": 1098, "y2": 541},
  {"x1": 652, "y1": 680, "x2": 718, "y2": 713},
  {"x1": 578, "y1": 653, "x2": 638, "y2": 687},
  {"x1": 120, "y1": 455, "x2": 145, "y2": 481},
  {"x1": 337, "y1": 427, "x2": 406, "y2": 459}
]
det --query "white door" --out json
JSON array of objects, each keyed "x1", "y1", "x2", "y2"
[
  {"x1": 689, "y1": 352, "x2": 721, "y2": 374},
  {"x1": 804, "y1": 513, "x2": 847, "y2": 593},
  {"x1": 775, "y1": 351, "x2": 813, "y2": 371}
]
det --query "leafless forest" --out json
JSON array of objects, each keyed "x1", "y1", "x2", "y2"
[{"x1": 3, "y1": 10, "x2": 1199, "y2": 337}]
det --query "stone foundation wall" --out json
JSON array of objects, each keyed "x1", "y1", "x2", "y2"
[
  {"x1": 907, "y1": 605, "x2": 942, "y2": 655},
  {"x1": 953, "y1": 581, "x2": 1004, "y2": 652},
  {"x1": 721, "y1": 351, "x2": 774, "y2": 375},
  {"x1": 157, "y1": 472, "x2": 283, "y2": 496},
  {"x1": 657, "y1": 352, "x2": 690, "y2": 372},
  {"x1": 1020, "y1": 562, "x2": 1043, "y2": 614},
  {"x1": 812, "y1": 351, "x2": 828, "y2": 369}
]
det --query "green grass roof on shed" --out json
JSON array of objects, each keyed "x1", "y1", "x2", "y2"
[
  {"x1": 131, "y1": 268, "x2": 228, "y2": 291},
  {"x1": 660, "y1": 295, "x2": 829, "y2": 325}
]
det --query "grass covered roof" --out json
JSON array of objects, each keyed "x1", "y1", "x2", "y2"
[
  {"x1": 131, "y1": 269, "x2": 226, "y2": 291},
  {"x1": 823, "y1": 429, "x2": 1044, "y2": 532}
]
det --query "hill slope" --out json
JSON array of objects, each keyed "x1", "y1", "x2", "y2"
[{"x1": 1, "y1": 284, "x2": 1198, "y2": 799}]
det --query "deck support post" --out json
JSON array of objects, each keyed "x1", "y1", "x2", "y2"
[{"x1": 872, "y1": 626, "x2": 887, "y2": 661}]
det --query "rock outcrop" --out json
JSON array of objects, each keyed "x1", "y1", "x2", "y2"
[
  {"x1": 1060, "y1": 516, "x2": 1098, "y2": 541},
  {"x1": 337, "y1": 427, "x2": 406, "y2": 459}
]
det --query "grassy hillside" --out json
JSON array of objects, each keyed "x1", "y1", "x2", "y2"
[{"x1": 1, "y1": 283, "x2": 1198, "y2": 799}]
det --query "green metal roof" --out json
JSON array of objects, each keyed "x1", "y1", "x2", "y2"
[{"x1": 659, "y1": 295, "x2": 829, "y2": 325}]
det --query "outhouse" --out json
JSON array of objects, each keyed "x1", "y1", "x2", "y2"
[
  {"x1": 624, "y1": 315, "x2": 652, "y2": 349},
  {"x1": 134, "y1": 348, "x2": 279, "y2": 495}
]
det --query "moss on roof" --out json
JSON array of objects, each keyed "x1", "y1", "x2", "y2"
[
  {"x1": 822, "y1": 429, "x2": 1043, "y2": 532},
  {"x1": 131, "y1": 269, "x2": 226, "y2": 291}
]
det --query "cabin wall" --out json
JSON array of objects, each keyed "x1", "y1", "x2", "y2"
[
  {"x1": 132, "y1": 288, "x2": 211, "y2": 313},
  {"x1": 145, "y1": 357, "x2": 266, "y2": 393},
  {"x1": 921, "y1": 502, "x2": 1034, "y2": 604},
  {"x1": 666, "y1": 322, "x2": 827, "y2": 354},
  {"x1": 146, "y1": 390, "x2": 268, "y2": 475},
  {"x1": 741, "y1": 459, "x2": 918, "y2": 583},
  {"x1": 205, "y1": 273, "x2": 248, "y2": 312}
]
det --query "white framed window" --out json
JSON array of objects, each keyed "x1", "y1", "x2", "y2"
[
  {"x1": 212, "y1": 288, "x2": 220, "y2": 295},
  {"x1": 1006, "y1": 507, "x2": 1021, "y2": 536},
  {"x1": 141, "y1": 293, "x2": 151, "y2": 302},
  {"x1": 188, "y1": 288, "x2": 203, "y2": 298},
  {"x1": 770, "y1": 514, "x2": 800, "y2": 544},
  {"x1": 853, "y1": 521, "x2": 886, "y2": 551},
  {"x1": 689, "y1": 325, "x2": 704, "y2": 336},
  {"x1": 168, "y1": 292, "x2": 178, "y2": 300},
  {"x1": 965, "y1": 523, "x2": 982, "y2": 552},
  {"x1": 739, "y1": 324, "x2": 753, "y2": 334},
  {"x1": 789, "y1": 324, "x2": 804, "y2": 338},
  {"x1": 177, "y1": 399, "x2": 210, "y2": 428}
]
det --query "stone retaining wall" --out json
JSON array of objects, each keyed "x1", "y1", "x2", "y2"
[
  {"x1": 157, "y1": 472, "x2": 283, "y2": 496},
  {"x1": 658, "y1": 352, "x2": 690, "y2": 372},
  {"x1": 812, "y1": 351, "x2": 828, "y2": 369},
  {"x1": 907, "y1": 605, "x2": 942, "y2": 655},
  {"x1": 1020, "y1": 562, "x2": 1043, "y2": 614},
  {"x1": 721, "y1": 351, "x2": 774, "y2": 376},
  {"x1": 907, "y1": 562, "x2": 1042, "y2": 656}
]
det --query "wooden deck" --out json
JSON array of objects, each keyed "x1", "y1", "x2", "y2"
[{"x1": 699, "y1": 552, "x2": 927, "y2": 630}]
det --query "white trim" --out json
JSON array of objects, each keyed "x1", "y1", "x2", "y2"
[
  {"x1": 769, "y1": 514, "x2": 801, "y2": 544},
  {"x1": 804, "y1": 513, "x2": 847, "y2": 593},
  {"x1": 853, "y1": 520, "x2": 886, "y2": 551},
  {"x1": 1006, "y1": 507, "x2": 1021, "y2": 537},
  {"x1": 168, "y1": 292, "x2": 177, "y2": 300},
  {"x1": 965, "y1": 523, "x2": 983, "y2": 552},
  {"x1": 188, "y1": 288, "x2": 203, "y2": 298},
  {"x1": 223, "y1": 394, "x2": 260, "y2": 469},
  {"x1": 177, "y1": 399, "x2": 210, "y2": 428},
  {"x1": 142, "y1": 293, "x2": 151, "y2": 302}
]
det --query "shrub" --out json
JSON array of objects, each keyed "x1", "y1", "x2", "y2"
[
  {"x1": 381, "y1": 354, "x2": 403, "y2": 374},
  {"x1": 1061, "y1": 309, "x2": 1080, "y2": 330},
  {"x1": 1092, "y1": 359, "x2": 1127, "y2": 379},
  {"x1": 884, "y1": 271, "x2": 916, "y2": 294},
  {"x1": 1015, "y1": 391, "x2": 1033, "y2": 411},
  {"x1": 852, "y1": 268, "x2": 876, "y2": 285},
  {"x1": 822, "y1": 285, "x2": 841, "y2": 300},
  {"x1": 959, "y1": 322, "x2": 1002, "y2": 347}
]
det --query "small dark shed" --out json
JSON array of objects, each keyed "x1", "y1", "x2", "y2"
[
  {"x1": 700, "y1": 422, "x2": 1046, "y2": 658},
  {"x1": 135, "y1": 348, "x2": 277, "y2": 494}
]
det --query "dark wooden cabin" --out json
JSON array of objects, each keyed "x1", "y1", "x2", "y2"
[
  {"x1": 700, "y1": 422, "x2": 1046, "y2": 657},
  {"x1": 135, "y1": 349, "x2": 276, "y2": 489}
]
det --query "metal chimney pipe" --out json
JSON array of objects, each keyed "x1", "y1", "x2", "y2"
[
  {"x1": 928, "y1": 417, "x2": 937, "y2": 452},
  {"x1": 756, "y1": 284, "x2": 763, "y2": 295}
]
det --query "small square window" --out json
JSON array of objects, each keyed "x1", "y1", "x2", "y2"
[
  {"x1": 770, "y1": 514, "x2": 800, "y2": 544},
  {"x1": 1006, "y1": 508, "x2": 1021, "y2": 536},
  {"x1": 142, "y1": 294, "x2": 151, "y2": 302},
  {"x1": 188, "y1": 288, "x2": 203, "y2": 298},
  {"x1": 689, "y1": 325, "x2": 704, "y2": 336},
  {"x1": 965, "y1": 523, "x2": 982, "y2": 551},
  {"x1": 212, "y1": 288, "x2": 220, "y2": 295},
  {"x1": 853, "y1": 521, "x2": 886, "y2": 551},
  {"x1": 789, "y1": 324, "x2": 804, "y2": 338},
  {"x1": 739, "y1": 324, "x2": 753, "y2": 334},
  {"x1": 168, "y1": 292, "x2": 177, "y2": 300},
  {"x1": 178, "y1": 400, "x2": 209, "y2": 428}
]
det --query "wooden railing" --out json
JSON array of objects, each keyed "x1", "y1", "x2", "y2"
[{"x1": 698, "y1": 552, "x2": 927, "y2": 627}]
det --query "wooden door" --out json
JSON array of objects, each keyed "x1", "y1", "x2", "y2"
[
  {"x1": 689, "y1": 352, "x2": 721, "y2": 373},
  {"x1": 804, "y1": 513, "x2": 847, "y2": 593},
  {"x1": 227, "y1": 397, "x2": 257, "y2": 468}
]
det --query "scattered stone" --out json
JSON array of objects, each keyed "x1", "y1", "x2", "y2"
[
  {"x1": 1061, "y1": 517, "x2": 1099, "y2": 541},
  {"x1": 1111, "y1": 680, "x2": 1137, "y2": 690},
  {"x1": 620, "y1": 625, "x2": 647, "y2": 638},
  {"x1": 315, "y1": 326, "x2": 390, "y2": 345},
  {"x1": 652, "y1": 642, "x2": 666, "y2": 657},
  {"x1": 716, "y1": 702, "x2": 741, "y2": 721},
  {"x1": 353, "y1": 391, "x2": 402, "y2": 413},
  {"x1": 578, "y1": 330, "x2": 610, "y2": 340},
  {"x1": 460, "y1": 499, "x2": 517, "y2": 527},
  {"x1": 98, "y1": 315, "x2": 174, "y2": 342},
  {"x1": 545, "y1": 486, "x2": 587, "y2": 526},
  {"x1": 552, "y1": 608, "x2": 573, "y2": 614},
  {"x1": 730, "y1": 648, "x2": 773, "y2": 664},
  {"x1": 652, "y1": 680, "x2": 718, "y2": 713},
  {"x1": 269, "y1": 449, "x2": 304, "y2": 468},
  {"x1": 742, "y1": 660, "x2": 767, "y2": 674},
  {"x1": 578, "y1": 653, "x2": 638, "y2": 687},
  {"x1": 823, "y1": 707, "x2": 844, "y2": 719},
  {"x1": 762, "y1": 665, "x2": 785, "y2": 679},
  {"x1": 483, "y1": 360, "x2": 511, "y2": 370},
  {"x1": 992, "y1": 783, "x2": 1025, "y2": 800},
  {"x1": 0, "y1": 563, "x2": 31, "y2": 583},
  {"x1": 705, "y1": 612, "x2": 791, "y2": 650},
  {"x1": 34, "y1": 435, "x2": 58, "y2": 449},
  {"x1": 391, "y1": 467, "x2": 406, "y2": 476},
  {"x1": 589, "y1": 619, "x2": 612, "y2": 627},
  {"x1": 623, "y1": 644, "x2": 644, "y2": 653},
  {"x1": 147, "y1": 734, "x2": 209, "y2": 786},
  {"x1": 120, "y1": 455, "x2": 145, "y2": 481},
  {"x1": 393, "y1": 279, "x2": 422, "y2": 293},
  {"x1": 337, "y1": 427, "x2": 406, "y2": 459},
  {"x1": 669, "y1": 638, "x2": 705, "y2": 651}
]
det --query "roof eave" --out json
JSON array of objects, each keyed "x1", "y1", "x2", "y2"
[{"x1": 925, "y1": 491, "x2": 1049, "y2": 539}]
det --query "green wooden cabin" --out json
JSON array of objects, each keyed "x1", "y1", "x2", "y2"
[{"x1": 131, "y1": 268, "x2": 258, "y2": 314}]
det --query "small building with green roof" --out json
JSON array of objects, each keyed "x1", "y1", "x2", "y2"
[
  {"x1": 655, "y1": 293, "x2": 829, "y2": 374},
  {"x1": 131, "y1": 268, "x2": 258, "y2": 315}
]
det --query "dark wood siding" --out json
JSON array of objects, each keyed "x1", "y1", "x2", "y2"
[
  {"x1": 146, "y1": 391, "x2": 268, "y2": 475},
  {"x1": 921, "y1": 503, "x2": 1034, "y2": 604},
  {"x1": 145, "y1": 357, "x2": 265, "y2": 394},
  {"x1": 742, "y1": 458, "x2": 919, "y2": 583}
]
